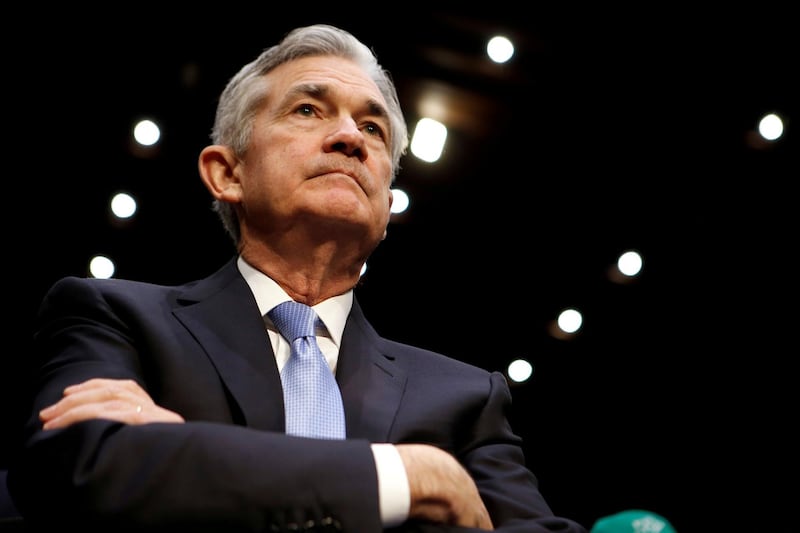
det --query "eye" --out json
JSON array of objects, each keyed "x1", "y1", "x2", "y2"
[
  {"x1": 295, "y1": 103, "x2": 315, "y2": 116},
  {"x1": 363, "y1": 122, "x2": 386, "y2": 139}
]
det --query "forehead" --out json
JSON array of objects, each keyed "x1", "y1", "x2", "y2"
[{"x1": 266, "y1": 55, "x2": 386, "y2": 105}]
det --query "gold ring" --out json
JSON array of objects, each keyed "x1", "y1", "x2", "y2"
[{"x1": 136, "y1": 405, "x2": 142, "y2": 413}]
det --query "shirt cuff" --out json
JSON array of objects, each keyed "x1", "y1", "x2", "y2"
[{"x1": 370, "y1": 443, "x2": 410, "y2": 527}]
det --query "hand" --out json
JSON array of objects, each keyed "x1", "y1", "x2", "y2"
[
  {"x1": 39, "y1": 378, "x2": 185, "y2": 430},
  {"x1": 396, "y1": 443, "x2": 494, "y2": 530}
]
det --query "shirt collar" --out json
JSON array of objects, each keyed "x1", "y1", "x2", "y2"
[{"x1": 237, "y1": 256, "x2": 352, "y2": 347}]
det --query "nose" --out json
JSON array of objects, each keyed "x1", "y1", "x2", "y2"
[{"x1": 323, "y1": 116, "x2": 367, "y2": 161}]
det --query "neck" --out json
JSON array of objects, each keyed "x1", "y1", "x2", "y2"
[{"x1": 240, "y1": 240, "x2": 367, "y2": 306}]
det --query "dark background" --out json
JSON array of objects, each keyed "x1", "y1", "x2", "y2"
[{"x1": 4, "y1": 7, "x2": 797, "y2": 531}]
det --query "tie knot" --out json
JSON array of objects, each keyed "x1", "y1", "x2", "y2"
[{"x1": 268, "y1": 301, "x2": 318, "y2": 341}]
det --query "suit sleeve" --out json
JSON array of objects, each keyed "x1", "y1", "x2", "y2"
[
  {"x1": 388, "y1": 364, "x2": 588, "y2": 533},
  {"x1": 464, "y1": 372, "x2": 588, "y2": 533}
]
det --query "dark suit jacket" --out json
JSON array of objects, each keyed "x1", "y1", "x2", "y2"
[{"x1": 8, "y1": 257, "x2": 587, "y2": 533}]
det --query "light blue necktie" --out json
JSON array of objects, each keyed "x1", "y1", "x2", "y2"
[{"x1": 268, "y1": 301, "x2": 346, "y2": 439}]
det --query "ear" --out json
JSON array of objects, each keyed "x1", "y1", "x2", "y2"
[{"x1": 198, "y1": 145, "x2": 243, "y2": 203}]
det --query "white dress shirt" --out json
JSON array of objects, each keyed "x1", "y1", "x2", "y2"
[{"x1": 237, "y1": 257, "x2": 410, "y2": 527}]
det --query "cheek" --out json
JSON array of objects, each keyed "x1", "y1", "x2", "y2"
[
  {"x1": 377, "y1": 170, "x2": 393, "y2": 212},
  {"x1": 369, "y1": 156, "x2": 394, "y2": 191},
  {"x1": 239, "y1": 157, "x2": 278, "y2": 203},
  {"x1": 245, "y1": 139, "x2": 293, "y2": 180},
  {"x1": 276, "y1": 141, "x2": 309, "y2": 161},
  {"x1": 376, "y1": 188, "x2": 393, "y2": 223},
  {"x1": 249, "y1": 127, "x2": 308, "y2": 168}
]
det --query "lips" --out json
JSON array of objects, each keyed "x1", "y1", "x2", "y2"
[{"x1": 313, "y1": 164, "x2": 367, "y2": 189}]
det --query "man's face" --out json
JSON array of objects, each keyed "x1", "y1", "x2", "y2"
[{"x1": 236, "y1": 55, "x2": 395, "y2": 247}]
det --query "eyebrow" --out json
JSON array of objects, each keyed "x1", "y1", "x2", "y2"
[{"x1": 283, "y1": 82, "x2": 391, "y2": 124}]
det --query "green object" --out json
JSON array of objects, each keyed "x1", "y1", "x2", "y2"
[{"x1": 590, "y1": 509, "x2": 677, "y2": 533}]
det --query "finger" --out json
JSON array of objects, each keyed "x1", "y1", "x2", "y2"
[
  {"x1": 149, "y1": 405, "x2": 186, "y2": 424},
  {"x1": 475, "y1": 507, "x2": 494, "y2": 530},
  {"x1": 68, "y1": 380, "x2": 153, "y2": 412},
  {"x1": 63, "y1": 378, "x2": 144, "y2": 398},
  {"x1": 40, "y1": 386, "x2": 139, "y2": 421},
  {"x1": 42, "y1": 397, "x2": 185, "y2": 428},
  {"x1": 40, "y1": 378, "x2": 185, "y2": 429},
  {"x1": 39, "y1": 390, "x2": 103, "y2": 421},
  {"x1": 42, "y1": 399, "x2": 143, "y2": 429}
]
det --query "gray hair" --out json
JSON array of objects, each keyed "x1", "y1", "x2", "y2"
[{"x1": 209, "y1": 24, "x2": 409, "y2": 245}]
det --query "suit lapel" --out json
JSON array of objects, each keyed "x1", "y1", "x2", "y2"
[
  {"x1": 337, "y1": 300, "x2": 407, "y2": 442},
  {"x1": 172, "y1": 259, "x2": 285, "y2": 432}
]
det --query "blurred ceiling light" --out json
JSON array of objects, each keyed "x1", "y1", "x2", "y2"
[
  {"x1": 758, "y1": 112, "x2": 784, "y2": 141},
  {"x1": 507, "y1": 358, "x2": 534, "y2": 384},
  {"x1": 410, "y1": 117, "x2": 447, "y2": 163},
  {"x1": 133, "y1": 118, "x2": 161, "y2": 146},
  {"x1": 89, "y1": 255, "x2": 115, "y2": 279},
  {"x1": 487, "y1": 35, "x2": 514, "y2": 63},
  {"x1": 617, "y1": 250, "x2": 643, "y2": 277},
  {"x1": 390, "y1": 188, "x2": 410, "y2": 214},
  {"x1": 110, "y1": 192, "x2": 137, "y2": 219},
  {"x1": 557, "y1": 308, "x2": 583, "y2": 334}
]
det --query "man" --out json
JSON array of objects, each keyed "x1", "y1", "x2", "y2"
[{"x1": 8, "y1": 24, "x2": 587, "y2": 532}]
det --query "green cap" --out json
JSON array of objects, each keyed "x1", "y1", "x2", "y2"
[{"x1": 590, "y1": 509, "x2": 677, "y2": 533}]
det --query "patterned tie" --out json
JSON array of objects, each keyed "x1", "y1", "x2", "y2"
[{"x1": 268, "y1": 301, "x2": 346, "y2": 439}]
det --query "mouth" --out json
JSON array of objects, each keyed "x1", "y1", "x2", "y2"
[
  {"x1": 317, "y1": 169, "x2": 364, "y2": 188},
  {"x1": 324, "y1": 169, "x2": 355, "y2": 178}
]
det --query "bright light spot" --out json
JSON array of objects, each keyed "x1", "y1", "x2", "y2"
[
  {"x1": 617, "y1": 250, "x2": 643, "y2": 277},
  {"x1": 410, "y1": 118, "x2": 447, "y2": 163},
  {"x1": 487, "y1": 35, "x2": 514, "y2": 63},
  {"x1": 110, "y1": 192, "x2": 137, "y2": 219},
  {"x1": 360, "y1": 262, "x2": 367, "y2": 276},
  {"x1": 507, "y1": 359, "x2": 534, "y2": 383},
  {"x1": 758, "y1": 113, "x2": 784, "y2": 141},
  {"x1": 133, "y1": 119, "x2": 161, "y2": 146},
  {"x1": 89, "y1": 255, "x2": 115, "y2": 279},
  {"x1": 390, "y1": 188, "x2": 410, "y2": 214},
  {"x1": 557, "y1": 308, "x2": 583, "y2": 334}
]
